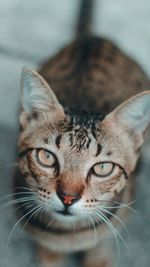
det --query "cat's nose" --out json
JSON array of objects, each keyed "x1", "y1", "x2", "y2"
[{"x1": 56, "y1": 190, "x2": 81, "y2": 206}]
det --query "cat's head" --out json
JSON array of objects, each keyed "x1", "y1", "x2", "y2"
[{"x1": 18, "y1": 67, "x2": 150, "y2": 225}]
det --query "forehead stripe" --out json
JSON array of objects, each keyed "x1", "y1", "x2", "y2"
[
  {"x1": 55, "y1": 135, "x2": 62, "y2": 148},
  {"x1": 95, "y1": 143, "x2": 102, "y2": 157}
]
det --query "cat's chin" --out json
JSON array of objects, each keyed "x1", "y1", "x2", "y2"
[{"x1": 52, "y1": 210, "x2": 82, "y2": 224}]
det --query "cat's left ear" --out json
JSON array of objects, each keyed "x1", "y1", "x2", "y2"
[
  {"x1": 104, "y1": 91, "x2": 150, "y2": 149},
  {"x1": 20, "y1": 67, "x2": 65, "y2": 128}
]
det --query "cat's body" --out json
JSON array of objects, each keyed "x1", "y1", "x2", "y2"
[
  {"x1": 13, "y1": 1, "x2": 150, "y2": 267},
  {"x1": 40, "y1": 37, "x2": 149, "y2": 114}
]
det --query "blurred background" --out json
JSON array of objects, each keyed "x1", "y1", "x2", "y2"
[{"x1": 0, "y1": 0, "x2": 150, "y2": 266}]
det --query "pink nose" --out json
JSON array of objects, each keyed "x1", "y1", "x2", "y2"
[{"x1": 56, "y1": 191, "x2": 81, "y2": 206}]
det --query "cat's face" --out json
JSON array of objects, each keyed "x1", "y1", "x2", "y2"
[
  {"x1": 18, "y1": 68, "x2": 150, "y2": 225},
  {"x1": 19, "y1": 116, "x2": 128, "y2": 224}
]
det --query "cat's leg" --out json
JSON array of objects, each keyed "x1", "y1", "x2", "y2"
[
  {"x1": 82, "y1": 244, "x2": 113, "y2": 267},
  {"x1": 37, "y1": 246, "x2": 65, "y2": 267}
]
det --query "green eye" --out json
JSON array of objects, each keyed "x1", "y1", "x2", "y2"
[
  {"x1": 92, "y1": 162, "x2": 114, "y2": 177},
  {"x1": 37, "y1": 149, "x2": 56, "y2": 167}
]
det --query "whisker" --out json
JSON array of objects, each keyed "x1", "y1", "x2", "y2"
[
  {"x1": 96, "y1": 206, "x2": 130, "y2": 238},
  {"x1": 87, "y1": 213, "x2": 97, "y2": 246},
  {"x1": 95, "y1": 209, "x2": 136, "y2": 267},
  {"x1": 0, "y1": 197, "x2": 37, "y2": 211},
  {"x1": 22, "y1": 205, "x2": 42, "y2": 230},
  {"x1": 0, "y1": 191, "x2": 37, "y2": 202},
  {"x1": 96, "y1": 199, "x2": 136, "y2": 205},
  {"x1": 41, "y1": 204, "x2": 56, "y2": 228},
  {"x1": 46, "y1": 217, "x2": 55, "y2": 228},
  {"x1": 14, "y1": 186, "x2": 39, "y2": 193},
  {"x1": 86, "y1": 214, "x2": 92, "y2": 231},
  {"x1": 39, "y1": 206, "x2": 46, "y2": 221},
  {"x1": 7, "y1": 205, "x2": 40, "y2": 248},
  {"x1": 92, "y1": 211, "x2": 104, "y2": 239},
  {"x1": 94, "y1": 210, "x2": 120, "y2": 266},
  {"x1": 113, "y1": 201, "x2": 138, "y2": 214},
  {"x1": 7, "y1": 200, "x2": 38, "y2": 222},
  {"x1": 96, "y1": 199, "x2": 137, "y2": 214}
]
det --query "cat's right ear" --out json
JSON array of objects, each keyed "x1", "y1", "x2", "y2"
[
  {"x1": 20, "y1": 67, "x2": 65, "y2": 129},
  {"x1": 104, "y1": 90, "x2": 150, "y2": 150}
]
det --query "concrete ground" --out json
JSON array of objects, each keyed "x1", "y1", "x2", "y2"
[{"x1": 0, "y1": 0, "x2": 150, "y2": 266}]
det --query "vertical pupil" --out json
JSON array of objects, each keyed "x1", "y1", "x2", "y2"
[{"x1": 46, "y1": 152, "x2": 50, "y2": 159}]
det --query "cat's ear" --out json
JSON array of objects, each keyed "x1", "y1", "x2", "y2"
[
  {"x1": 20, "y1": 67, "x2": 65, "y2": 128},
  {"x1": 105, "y1": 91, "x2": 150, "y2": 149}
]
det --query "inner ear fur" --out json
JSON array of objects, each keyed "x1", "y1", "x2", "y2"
[
  {"x1": 20, "y1": 67, "x2": 65, "y2": 128},
  {"x1": 104, "y1": 90, "x2": 150, "y2": 149}
]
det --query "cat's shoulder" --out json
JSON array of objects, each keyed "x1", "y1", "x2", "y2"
[{"x1": 39, "y1": 36, "x2": 149, "y2": 113}]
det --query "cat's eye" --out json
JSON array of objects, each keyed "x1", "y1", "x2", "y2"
[
  {"x1": 36, "y1": 149, "x2": 56, "y2": 167},
  {"x1": 92, "y1": 162, "x2": 114, "y2": 177}
]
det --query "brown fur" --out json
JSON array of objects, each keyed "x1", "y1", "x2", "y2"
[
  {"x1": 40, "y1": 37, "x2": 149, "y2": 113},
  {"x1": 13, "y1": 4, "x2": 150, "y2": 267}
]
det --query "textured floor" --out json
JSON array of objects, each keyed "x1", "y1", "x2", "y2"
[{"x1": 0, "y1": 0, "x2": 150, "y2": 266}]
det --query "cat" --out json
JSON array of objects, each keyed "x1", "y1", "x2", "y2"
[{"x1": 13, "y1": 0, "x2": 150, "y2": 266}]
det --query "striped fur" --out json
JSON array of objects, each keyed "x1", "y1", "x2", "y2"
[{"x1": 14, "y1": 1, "x2": 150, "y2": 267}]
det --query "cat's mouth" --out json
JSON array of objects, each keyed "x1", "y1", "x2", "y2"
[
  {"x1": 56, "y1": 209, "x2": 73, "y2": 216},
  {"x1": 55, "y1": 206, "x2": 74, "y2": 217}
]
